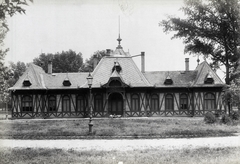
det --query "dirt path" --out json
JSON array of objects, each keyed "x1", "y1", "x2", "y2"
[{"x1": 0, "y1": 136, "x2": 239, "y2": 151}]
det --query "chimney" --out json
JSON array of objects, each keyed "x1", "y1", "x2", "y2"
[
  {"x1": 106, "y1": 49, "x2": 111, "y2": 56},
  {"x1": 48, "y1": 60, "x2": 52, "y2": 74},
  {"x1": 141, "y1": 52, "x2": 145, "y2": 73},
  {"x1": 185, "y1": 58, "x2": 189, "y2": 71}
]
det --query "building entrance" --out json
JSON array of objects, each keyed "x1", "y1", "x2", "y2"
[{"x1": 108, "y1": 93, "x2": 123, "y2": 115}]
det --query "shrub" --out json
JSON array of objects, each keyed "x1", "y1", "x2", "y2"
[
  {"x1": 230, "y1": 111, "x2": 240, "y2": 120},
  {"x1": 221, "y1": 114, "x2": 233, "y2": 125},
  {"x1": 204, "y1": 112, "x2": 216, "y2": 124}
]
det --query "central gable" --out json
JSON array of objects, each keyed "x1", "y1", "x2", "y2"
[{"x1": 84, "y1": 56, "x2": 152, "y2": 88}]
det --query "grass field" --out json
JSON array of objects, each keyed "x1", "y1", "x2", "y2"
[
  {"x1": 0, "y1": 147, "x2": 239, "y2": 164},
  {"x1": 0, "y1": 117, "x2": 239, "y2": 138}
]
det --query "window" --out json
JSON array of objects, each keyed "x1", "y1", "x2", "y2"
[
  {"x1": 204, "y1": 93, "x2": 215, "y2": 110},
  {"x1": 48, "y1": 96, "x2": 56, "y2": 112},
  {"x1": 94, "y1": 94, "x2": 103, "y2": 112},
  {"x1": 180, "y1": 94, "x2": 188, "y2": 110},
  {"x1": 131, "y1": 94, "x2": 140, "y2": 111},
  {"x1": 22, "y1": 95, "x2": 33, "y2": 112},
  {"x1": 62, "y1": 95, "x2": 71, "y2": 112},
  {"x1": 151, "y1": 94, "x2": 159, "y2": 111},
  {"x1": 76, "y1": 95, "x2": 84, "y2": 112},
  {"x1": 165, "y1": 94, "x2": 174, "y2": 110}
]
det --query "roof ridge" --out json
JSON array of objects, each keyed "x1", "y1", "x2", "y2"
[
  {"x1": 193, "y1": 61, "x2": 206, "y2": 85},
  {"x1": 29, "y1": 64, "x2": 43, "y2": 87}
]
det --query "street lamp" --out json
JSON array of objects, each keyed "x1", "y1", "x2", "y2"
[{"x1": 87, "y1": 72, "x2": 93, "y2": 134}]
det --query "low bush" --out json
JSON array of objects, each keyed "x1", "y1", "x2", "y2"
[
  {"x1": 221, "y1": 114, "x2": 233, "y2": 125},
  {"x1": 230, "y1": 111, "x2": 240, "y2": 120},
  {"x1": 204, "y1": 112, "x2": 216, "y2": 124}
]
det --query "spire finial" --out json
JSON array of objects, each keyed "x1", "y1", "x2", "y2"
[
  {"x1": 117, "y1": 16, "x2": 122, "y2": 49},
  {"x1": 197, "y1": 54, "x2": 200, "y2": 65}
]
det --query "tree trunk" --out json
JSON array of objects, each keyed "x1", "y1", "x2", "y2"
[{"x1": 225, "y1": 60, "x2": 231, "y2": 116}]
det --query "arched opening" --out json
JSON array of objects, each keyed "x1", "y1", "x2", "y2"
[{"x1": 108, "y1": 93, "x2": 123, "y2": 115}]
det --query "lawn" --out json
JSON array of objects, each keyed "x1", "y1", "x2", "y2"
[
  {"x1": 0, "y1": 147, "x2": 239, "y2": 164},
  {"x1": 0, "y1": 117, "x2": 239, "y2": 139}
]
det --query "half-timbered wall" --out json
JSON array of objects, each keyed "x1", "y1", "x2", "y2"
[{"x1": 11, "y1": 87, "x2": 226, "y2": 118}]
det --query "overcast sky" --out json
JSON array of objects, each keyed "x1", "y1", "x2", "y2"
[{"x1": 4, "y1": 0, "x2": 224, "y2": 79}]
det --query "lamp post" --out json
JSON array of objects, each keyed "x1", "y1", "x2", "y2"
[{"x1": 87, "y1": 72, "x2": 93, "y2": 134}]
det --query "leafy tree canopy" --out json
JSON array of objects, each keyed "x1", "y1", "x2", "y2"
[
  {"x1": 160, "y1": 0, "x2": 240, "y2": 84},
  {"x1": 33, "y1": 50, "x2": 83, "y2": 73},
  {"x1": 80, "y1": 49, "x2": 113, "y2": 72},
  {"x1": 8, "y1": 61, "x2": 26, "y2": 87},
  {"x1": 0, "y1": 0, "x2": 32, "y2": 103}
]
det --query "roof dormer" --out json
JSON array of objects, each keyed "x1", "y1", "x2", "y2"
[
  {"x1": 63, "y1": 74, "x2": 71, "y2": 86},
  {"x1": 204, "y1": 72, "x2": 214, "y2": 84},
  {"x1": 164, "y1": 75, "x2": 173, "y2": 85},
  {"x1": 112, "y1": 61, "x2": 122, "y2": 73},
  {"x1": 22, "y1": 73, "x2": 32, "y2": 87}
]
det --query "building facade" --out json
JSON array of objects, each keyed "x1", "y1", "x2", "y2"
[{"x1": 9, "y1": 39, "x2": 226, "y2": 118}]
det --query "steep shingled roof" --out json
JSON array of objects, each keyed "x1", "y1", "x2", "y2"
[
  {"x1": 143, "y1": 61, "x2": 224, "y2": 88},
  {"x1": 10, "y1": 63, "x2": 46, "y2": 90},
  {"x1": 143, "y1": 71, "x2": 197, "y2": 88},
  {"x1": 9, "y1": 63, "x2": 89, "y2": 90},
  {"x1": 9, "y1": 55, "x2": 224, "y2": 90},
  {"x1": 81, "y1": 56, "x2": 152, "y2": 88},
  {"x1": 193, "y1": 61, "x2": 224, "y2": 87}
]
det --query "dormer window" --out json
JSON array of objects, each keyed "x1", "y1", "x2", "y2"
[
  {"x1": 164, "y1": 75, "x2": 173, "y2": 85},
  {"x1": 112, "y1": 62, "x2": 122, "y2": 73},
  {"x1": 23, "y1": 80, "x2": 32, "y2": 87},
  {"x1": 22, "y1": 73, "x2": 31, "y2": 86},
  {"x1": 204, "y1": 72, "x2": 214, "y2": 84},
  {"x1": 63, "y1": 79, "x2": 71, "y2": 86}
]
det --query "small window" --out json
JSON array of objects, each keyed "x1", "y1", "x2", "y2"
[
  {"x1": 23, "y1": 80, "x2": 32, "y2": 86},
  {"x1": 22, "y1": 96, "x2": 33, "y2": 112},
  {"x1": 62, "y1": 95, "x2": 71, "y2": 112},
  {"x1": 165, "y1": 94, "x2": 174, "y2": 110},
  {"x1": 94, "y1": 94, "x2": 103, "y2": 112},
  {"x1": 48, "y1": 96, "x2": 56, "y2": 112},
  {"x1": 204, "y1": 73, "x2": 214, "y2": 84},
  {"x1": 76, "y1": 95, "x2": 85, "y2": 112},
  {"x1": 131, "y1": 94, "x2": 140, "y2": 111},
  {"x1": 180, "y1": 93, "x2": 188, "y2": 110},
  {"x1": 204, "y1": 93, "x2": 215, "y2": 110},
  {"x1": 164, "y1": 75, "x2": 173, "y2": 85},
  {"x1": 63, "y1": 79, "x2": 71, "y2": 86},
  {"x1": 151, "y1": 94, "x2": 159, "y2": 111},
  {"x1": 112, "y1": 62, "x2": 122, "y2": 73}
]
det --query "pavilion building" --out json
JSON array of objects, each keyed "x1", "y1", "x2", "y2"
[{"x1": 9, "y1": 36, "x2": 226, "y2": 118}]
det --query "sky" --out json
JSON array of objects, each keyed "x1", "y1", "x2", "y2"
[{"x1": 4, "y1": 0, "x2": 225, "y2": 79}]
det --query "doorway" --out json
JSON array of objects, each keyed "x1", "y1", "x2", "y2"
[{"x1": 108, "y1": 93, "x2": 123, "y2": 115}]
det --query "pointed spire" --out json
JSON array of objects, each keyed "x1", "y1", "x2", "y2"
[{"x1": 117, "y1": 16, "x2": 122, "y2": 49}]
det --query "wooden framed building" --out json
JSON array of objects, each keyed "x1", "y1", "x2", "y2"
[{"x1": 9, "y1": 39, "x2": 226, "y2": 118}]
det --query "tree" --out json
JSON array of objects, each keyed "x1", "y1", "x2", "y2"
[
  {"x1": 33, "y1": 50, "x2": 83, "y2": 73},
  {"x1": 160, "y1": 0, "x2": 240, "y2": 85},
  {"x1": 8, "y1": 61, "x2": 26, "y2": 87},
  {"x1": 80, "y1": 50, "x2": 112, "y2": 72},
  {"x1": 0, "y1": 0, "x2": 32, "y2": 107}
]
